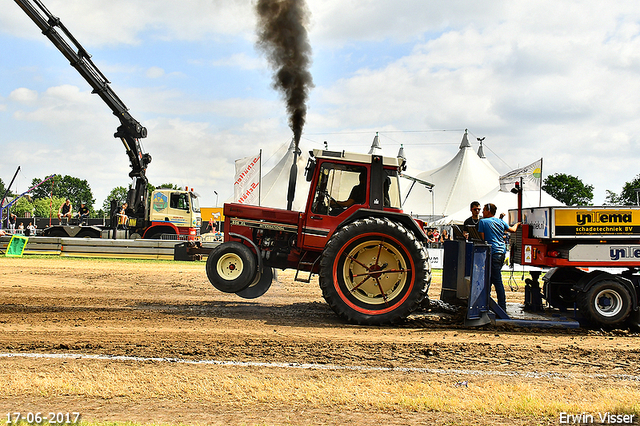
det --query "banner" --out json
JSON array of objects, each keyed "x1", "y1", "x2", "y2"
[
  {"x1": 234, "y1": 152, "x2": 261, "y2": 205},
  {"x1": 499, "y1": 158, "x2": 542, "y2": 192}
]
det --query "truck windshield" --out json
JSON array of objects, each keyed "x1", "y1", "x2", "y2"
[{"x1": 190, "y1": 194, "x2": 200, "y2": 213}]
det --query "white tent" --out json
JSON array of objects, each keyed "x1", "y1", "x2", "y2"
[
  {"x1": 401, "y1": 130, "x2": 500, "y2": 220},
  {"x1": 434, "y1": 187, "x2": 564, "y2": 225},
  {"x1": 400, "y1": 130, "x2": 564, "y2": 224},
  {"x1": 260, "y1": 140, "x2": 310, "y2": 212}
]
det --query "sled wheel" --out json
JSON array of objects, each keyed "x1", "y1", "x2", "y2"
[
  {"x1": 319, "y1": 217, "x2": 430, "y2": 325},
  {"x1": 206, "y1": 241, "x2": 257, "y2": 293},
  {"x1": 577, "y1": 280, "x2": 632, "y2": 327},
  {"x1": 236, "y1": 267, "x2": 274, "y2": 299},
  {"x1": 47, "y1": 229, "x2": 67, "y2": 237},
  {"x1": 77, "y1": 230, "x2": 99, "y2": 238}
]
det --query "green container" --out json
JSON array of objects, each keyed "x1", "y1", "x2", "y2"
[{"x1": 5, "y1": 235, "x2": 28, "y2": 257}]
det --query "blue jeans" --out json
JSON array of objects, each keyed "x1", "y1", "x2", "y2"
[{"x1": 490, "y1": 252, "x2": 506, "y2": 310}]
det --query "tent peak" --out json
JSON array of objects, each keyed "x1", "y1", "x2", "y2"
[
  {"x1": 477, "y1": 139, "x2": 486, "y2": 158},
  {"x1": 368, "y1": 132, "x2": 383, "y2": 155},
  {"x1": 459, "y1": 129, "x2": 472, "y2": 149}
]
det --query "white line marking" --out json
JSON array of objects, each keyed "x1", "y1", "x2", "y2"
[{"x1": 1, "y1": 352, "x2": 638, "y2": 382}]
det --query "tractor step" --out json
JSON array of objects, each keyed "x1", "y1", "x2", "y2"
[
  {"x1": 294, "y1": 265, "x2": 314, "y2": 283},
  {"x1": 294, "y1": 251, "x2": 318, "y2": 283}
]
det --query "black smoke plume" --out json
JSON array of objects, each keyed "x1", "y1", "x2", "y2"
[{"x1": 256, "y1": 0, "x2": 313, "y2": 147}]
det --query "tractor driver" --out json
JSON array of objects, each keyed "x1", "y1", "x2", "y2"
[{"x1": 331, "y1": 171, "x2": 367, "y2": 208}]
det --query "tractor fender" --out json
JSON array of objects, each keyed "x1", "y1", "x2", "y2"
[
  {"x1": 228, "y1": 232, "x2": 264, "y2": 274},
  {"x1": 575, "y1": 270, "x2": 638, "y2": 310},
  {"x1": 339, "y1": 209, "x2": 428, "y2": 243}
]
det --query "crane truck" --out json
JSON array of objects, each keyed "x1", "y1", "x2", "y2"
[
  {"x1": 205, "y1": 148, "x2": 432, "y2": 325},
  {"x1": 14, "y1": 0, "x2": 201, "y2": 240},
  {"x1": 510, "y1": 202, "x2": 640, "y2": 329}
]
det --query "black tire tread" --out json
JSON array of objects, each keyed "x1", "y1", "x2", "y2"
[
  {"x1": 319, "y1": 217, "x2": 431, "y2": 325},
  {"x1": 576, "y1": 279, "x2": 632, "y2": 327}
]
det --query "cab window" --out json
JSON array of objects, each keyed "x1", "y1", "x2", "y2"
[
  {"x1": 170, "y1": 193, "x2": 189, "y2": 210},
  {"x1": 385, "y1": 170, "x2": 402, "y2": 209},
  {"x1": 190, "y1": 194, "x2": 200, "y2": 213},
  {"x1": 311, "y1": 163, "x2": 367, "y2": 215}
]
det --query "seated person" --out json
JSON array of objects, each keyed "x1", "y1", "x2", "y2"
[
  {"x1": 117, "y1": 202, "x2": 129, "y2": 228},
  {"x1": 331, "y1": 172, "x2": 367, "y2": 209},
  {"x1": 78, "y1": 201, "x2": 90, "y2": 225},
  {"x1": 58, "y1": 199, "x2": 72, "y2": 224},
  {"x1": 26, "y1": 222, "x2": 36, "y2": 237}
]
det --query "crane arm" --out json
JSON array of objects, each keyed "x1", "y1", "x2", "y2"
[{"x1": 14, "y1": 0, "x2": 151, "y2": 219}]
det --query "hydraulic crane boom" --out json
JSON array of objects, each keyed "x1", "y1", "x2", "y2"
[{"x1": 14, "y1": 0, "x2": 152, "y2": 221}]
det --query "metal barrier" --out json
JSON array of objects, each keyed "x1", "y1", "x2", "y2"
[{"x1": 0, "y1": 236, "x2": 219, "y2": 260}]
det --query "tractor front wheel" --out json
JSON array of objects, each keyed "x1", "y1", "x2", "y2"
[{"x1": 206, "y1": 241, "x2": 257, "y2": 293}]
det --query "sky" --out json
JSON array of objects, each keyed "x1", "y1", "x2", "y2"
[{"x1": 2, "y1": 0, "x2": 640, "y2": 209}]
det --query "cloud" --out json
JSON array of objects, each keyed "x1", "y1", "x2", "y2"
[
  {"x1": 1, "y1": 0, "x2": 256, "y2": 46},
  {"x1": 4, "y1": 0, "x2": 640, "y2": 207},
  {"x1": 9, "y1": 88, "x2": 38, "y2": 103},
  {"x1": 145, "y1": 67, "x2": 165, "y2": 79},
  {"x1": 211, "y1": 53, "x2": 264, "y2": 71}
]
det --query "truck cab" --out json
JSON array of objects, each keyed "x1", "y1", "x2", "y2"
[{"x1": 145, "y1": 188, "x2": 201, "y2": 239}]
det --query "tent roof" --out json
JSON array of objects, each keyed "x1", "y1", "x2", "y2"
[
  {"x1": 259, "y1": 140, "x2": 310, "y2": 212},
  {"x1": 434, "y1": 188, "x2": 564, "y2": 225},
  {"x1": 401, "y1": 131, "x2": 499, "y2": 217}
]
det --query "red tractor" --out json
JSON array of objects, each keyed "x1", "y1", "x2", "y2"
[{"x1": 206, "y1": 148, "x2": 431, "y2": 325}]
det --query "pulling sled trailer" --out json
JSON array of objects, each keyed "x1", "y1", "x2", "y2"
[{"x1": 509, "y1": 204, "x2": 640, "y2": 329}]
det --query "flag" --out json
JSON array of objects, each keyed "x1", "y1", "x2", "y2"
[
  {"x1": 499, "y1": 158, "x2": 543, "y2": 192},
  {"x1": 234, "y1": 152, "x2": 261, "y2": 205}
]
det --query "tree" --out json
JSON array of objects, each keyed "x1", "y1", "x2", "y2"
[
  {"x1": 542, "y1": 173, "x2": 594, "y2": 206},
  {"x1": 604, "y1": 190, "x2": 622, "y2": 205},
  {"x1": 155, "y1": 183, "x2": 180, "y2": 190},
  {"x1": 10, "y1": 197, "x2": 34, "y2": 217},
  {"x1": 605, "y1": 174, "x2": 640, "y2": 205},
  {"x1": 30, "y1": 175, "x2": 95, "y2": 211},
  {"x1": 102, "y1": 186, "x2": 129, "y2": 213},
  {"x1": 0, "y1": 177, "x2": 10, "y2": 199},
  {"x1": 33, "y1": 197, "x2": 65, "y2": 219}
]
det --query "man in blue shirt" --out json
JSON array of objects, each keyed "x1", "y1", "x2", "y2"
[{"x1": 478, "y1": 203, "x2": 520, "y2": 311}]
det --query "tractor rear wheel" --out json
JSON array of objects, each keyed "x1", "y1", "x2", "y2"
[
  {"x1": 206, "y1": 241, "x2": 257, "y2": 293},
  {"x1": 319, "y1": 217, "x2": 430, "y2": 325},
  {"x1": 576, "y1": 279, "x2": 632, "y2": 327}
]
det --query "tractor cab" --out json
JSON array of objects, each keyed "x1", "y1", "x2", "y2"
[{"x1": 301, "y1": 149, "x2": 405, "y2": 249}]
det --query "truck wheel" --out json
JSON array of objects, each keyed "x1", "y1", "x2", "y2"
[
  {"x1": 577, "y1": 280, "x2": 632, "y2": 327},
  {"x1": 206, "y1": 242, "x2": 257, "y2": 293},
  {"x1": 319, "y1": 217, "x2": 431, "y2": 325},
  {"x1": 236, "y1": 267, "x2": 274, "y2": 299}
]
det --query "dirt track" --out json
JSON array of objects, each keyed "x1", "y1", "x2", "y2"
[{"x1": 1, "y1": 256, "x2": 639, "y2": 426}]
